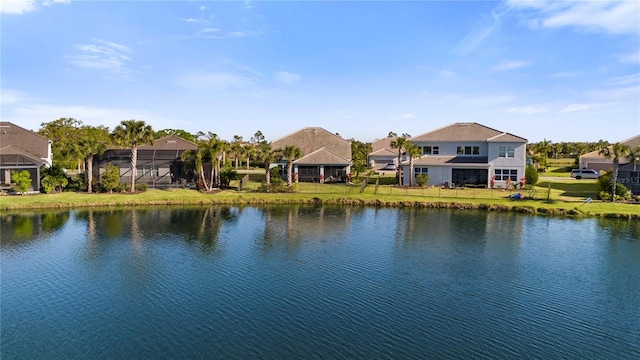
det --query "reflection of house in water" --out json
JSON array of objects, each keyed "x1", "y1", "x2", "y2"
[{"x1": 258, "y1": 205, "x2": 357, "y2": 247}]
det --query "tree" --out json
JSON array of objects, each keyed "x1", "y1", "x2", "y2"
[
  {"x1": 255, "y1": 142, "x2": 282, "y2": 188},
  {"x1": 11, "y1": 170, "x2": 31, "y2": 194},
  {"x1": 534, "y1": 139, "x2": 552, "y2": 171},
  {"x1": 405, "y1": 143, "x2": 422, "y2": 186},
  {"x1": 77, "y1": 125, "x2": 111, "y2": 193},
  {"x1": 599, "y1": 142, "x2": 631, "y2": 202},
  {"x1": 111, "y1": 120, "x2": 155, "y2": 192},
  {"x1": 101, "y1": 163, "x2": 121, "y2": 193},
  {"x1": 40, "y1": 166, "x2": 68, "y2": 193},
  {"x1": 181, "y1": 141, "x2": 210, "y2": 191},
  {"x1": 390, "y1": 134, "x2": 409, "y2": 184},
  {"x1": 230, "y1": 136, "x2": 244, "y2": 170},
  {"x1": 282, "y1": 145, "x2": 302, "y2": 186},
  {"x1": 351, "y1": 140, "x2": 372, "y2": 180},
  {"x1": 628, "y1": 146, "x2": 640, "y2": 172},
  {"x1": 155, "y1": 129, "x2": 196, "y2": 143},
  {"x1": 251, "y1": 130, "x2": 265, "y2": 144},
  {"x1": 39, "y1": 118, "x2": 83, "y2": 169}
]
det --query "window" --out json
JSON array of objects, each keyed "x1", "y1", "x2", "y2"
[
  {"x1": 136, "y1": 166, "x2": 158, "y2": 177},
  {"x1": 499, "y1": 146, "x2": 515, "y2": 158},
  {"x1": 473, "y1": 146, "x2": 480, "y2": 155},
  {"x1": 458, "y1": 146, "x2": 480, "y2": 155},
  {"x1": 415, "y1": 167, "x2": 428, "y2": 173},
  {"x1": 432, "y1": 146, "x2": 439, "y2": 155},
  {"x1": 494, "y1": 169, "x2": 517, "y2": 181},
  {"x1": 422, "y1": 146, "x2": 432, "y2": 155}
]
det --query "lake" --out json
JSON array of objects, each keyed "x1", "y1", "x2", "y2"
[{"x1": 1, "y1": 206, "x2": 639, "y2": 359}]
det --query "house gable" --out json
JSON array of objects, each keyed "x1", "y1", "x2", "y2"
[
  {"x1": 0, "y1": 121, "x2": 51, "y2": 164},
  {"x1": 294, "y1": 147, "x2": 350, "y2": 166},
  {"x1": 271, "y1": 127, "x2": 351, "y2": 161},
  {"x1": 410, "y1": 122, "x2": 527, "y2": 143}
]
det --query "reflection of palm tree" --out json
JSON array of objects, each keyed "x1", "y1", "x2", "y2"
[{"x1": 599, "y1": 142, "x2": 631, "y2": 202}]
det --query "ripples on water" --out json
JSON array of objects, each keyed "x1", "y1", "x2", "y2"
[{"x1": 1, "y1": 206, "x2": 639, "y2": 359}]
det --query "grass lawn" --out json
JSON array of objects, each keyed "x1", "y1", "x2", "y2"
[{"x1": 2, "y1": 179, "x2": 637, "y2": 218}]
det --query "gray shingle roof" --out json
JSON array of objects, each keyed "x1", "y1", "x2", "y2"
[
  {"x1": 410, "y1": 122, "x2": 527, "y2": 143},
  {"x1": 0, "y1": 122, "x2": 50, "y2": 160},
  {"x1": 294, "y1": 147, "x2": 350, "y2": 165},
  {"x1": 0, "y1": 145, "x2": 47, "y2": 166},
  {"x1": 271, "y1": 127, "x2": 351, "y2": 161}
]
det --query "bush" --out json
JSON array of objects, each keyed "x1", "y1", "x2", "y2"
[
  {"x1": 11, "y1": 170, "x2": 32, "y2": 194},
  {"x1": 416, "y1": 174, "x2": 429, "y2": 187},
  {"x1": 525, "y1": 165, "x2": 539, "y2": 186},
  {"x1": 135, "y1": 183, "x2": 148, "y2": 192},
  {"x1": 220, "y1": 166, "x2": 237, "y2": 188},
  {"x1": 41, "y1": 174, "x2": 68, "y2": 194},
  {"x1": 101, "y1": 164, "x2": 121, "y2": 193}
]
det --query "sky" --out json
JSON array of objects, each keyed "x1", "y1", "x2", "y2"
[{"x1": 1, "y1": 0, "x2": 639, "y2": 143}]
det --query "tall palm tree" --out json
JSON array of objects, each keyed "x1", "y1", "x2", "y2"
[
  {"x1": 390, "y1": 135, "x2": 409, "y2": 184},
  {"x1": 112, "y1": 120, "x2": 155, "y2": 192},
  {"x1": 599, "y1": 142, "x2": 631, "y2": 202},
  {"x1": 181, "y1": 139, "x2": 210, "y2": 191},
  {"x1": 628, "y1": 145, "x2": 640, "y2": 172},
  {"x1": 534, "y1": 139, "x2": 552, "y2": 171},
  {"x1": 77, "y1": 125, "x2": 111, "y2": 193},
  {"x1": 405, "y1": 143, "x2": 422, "y2": 186},
  {"x1": 256, "y1": 142, "x2": 282, "y2": 188},
  {"x1": 242, "y1": 144, "x2": 256, "y2": 170},
  {"x1": 282, "y1": 145, "x2": 302, "y2": 186}
]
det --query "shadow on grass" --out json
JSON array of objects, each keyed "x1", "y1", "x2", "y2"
[{"x1": 537, "y1": 181, "x2": 599, "y2": 198}]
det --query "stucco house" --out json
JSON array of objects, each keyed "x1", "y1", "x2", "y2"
[
  {"x1": 0, "y1": 122, "x2": 53, "y2": 192},
  {"x1": 401, "y1": 123, "x2": 527, "y2": 187},
  {"x1": 367, "y1": 137, "x2": 400, "y2": 171},
  {"x1": 270, "y1": 127, "x2": 351, "y2": 182},
  {"x1": 578, "y1": 134, "x2": 640, "y2": 172},
  {"x1": 95, "y1": 135, "x2": 198, "y2": 188}
]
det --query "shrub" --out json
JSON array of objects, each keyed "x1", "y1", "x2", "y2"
[
  {"x1": 11, "y1": 170, "x2": 32, "y2": 194},
  {"x1": 135, "y1": 183, "x2": 148, "y2": 192},
  {"x1": 416, "y1": 174, "x2": 429, "y2": 187},
  {"x1": 220, "y1": 166, "x2": 237, "y2": 188},
  {"x1": 41, "y1": 175, "x2": 68, "y2": 194},
  {"x1": 525, "y1": 165, "x2": 538, "y2": 186},
  {"x1": 101, "y1": 164, "x2": 121, "y2": 193}
]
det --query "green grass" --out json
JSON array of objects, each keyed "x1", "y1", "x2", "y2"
[{"x1": 2, "y1": 179, "x2": 637, "y2": 219}]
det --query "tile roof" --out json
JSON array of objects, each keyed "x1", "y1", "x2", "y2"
[
  {"x1": 409, "y1": 122, "x2": 527, "y2": 143},
  {"x1": 271, "y1": 127, "x2": 351, "y2": 161},
  {"x1": 580, "y1": 134, "x2": 640, "y2": 162}
]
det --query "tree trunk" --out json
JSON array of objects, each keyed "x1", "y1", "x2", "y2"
[
  {"x1": 611, "y1": 161, "x2": 619, "y2": 202},
  {"x1": 130, "y1": 147, "x2": 137, "y2": 193},
  {"x1": 199, "y1": 165, "x2": 210, "y2": 192},
  {"x1": 86, "y1": 154, "x2": 93, "y2": 193},
  {"x1": 287, "y1": 161, "x2": 293, "y2": 186},
  {"x1": 265, "y1": 163, "x2": 271, "y2": 187}
]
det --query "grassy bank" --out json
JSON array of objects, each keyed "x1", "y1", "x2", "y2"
[{"x1": 1, "y1": 184, "x2": 638, "y2": 219}]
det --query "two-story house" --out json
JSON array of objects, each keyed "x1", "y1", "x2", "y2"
[
  {"x1": 0, "y1": 122, "x2": 53, "y2": 192},
  {"x1": 401, "y1": 123, "x2": 527, "y2": 187},
  {"x1": 270, "y1": 127, "x2": 351, "y2": 182}
]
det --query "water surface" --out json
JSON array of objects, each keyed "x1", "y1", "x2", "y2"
[{"x1": 1, "y1": 206, "x2": 639, "y2": 359}]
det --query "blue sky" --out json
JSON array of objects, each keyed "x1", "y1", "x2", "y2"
[{"x1": 2, "y1": 0, "x2": 639, "y2": 143}]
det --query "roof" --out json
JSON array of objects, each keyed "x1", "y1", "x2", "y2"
[
  {"x1": 580, "y1": 134, "x2": 640, "y2": 162},
  {"x1": 136, "y1": 135, "x2": 198, "y2": 150},
  {"x1": 0, "y1": 121, "x2": 51, "y2": 160},
  {"x1": 409, "y1": 122, "x2": 527, "y2": 143},
  {"x1": 368, "y1": 148, "x2": 397, "y2": 157},
  {"x1": 371, "y1": 137, "x2": 395, "y2": 152},
  {"x1": 404, "y1": 155, "x2": 490, "y2": 167},
  {"x1": 271, "y1": 127, "x2": 351, "y2": 161},
  {"x1": 294, "y1": 147, "x2": 350, "y2": 165},
  {"x1": 0, "y1": 145, "x2": 47, "y2": 167}
]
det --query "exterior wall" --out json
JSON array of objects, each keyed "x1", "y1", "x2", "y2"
[
  {"x1": 488, "y1": 142, "x2": 527, "y2": 187},
  {"x1": 402, "y1": 165, "x2": 448, "y2": 187},
  {"x1": 369, "y1": 155, "x2": 397, "y2": 170}
]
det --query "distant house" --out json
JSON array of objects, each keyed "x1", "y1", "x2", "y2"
[
  {"x1": 401, "y1": 123, "x2": 527, "y2": 187},
  {"x1": 0, "y1": 122, "x2": 53, "y2": 192},
  {"x1": 367, "y1": 137, "x2": 400, "y2": 171},
  {"x1": 95, "y1": 135, "x2": 198, "y2": 187},
  {"x1": 271, "y1": 127, "x2": 351, "y2": 182},
  {"x1": 579, "y1": 134, "x2": 640, "y2": 172}
]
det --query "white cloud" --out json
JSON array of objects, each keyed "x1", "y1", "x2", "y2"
[
  {"x1": 457, "y1": 10, "x2": 505, "y2": 54},
  {"x1": 507, "y1": 0, "x2": 640, "y2": 35},
  {"x1": 548, "y1": 71, "x2": 579, "y2": 78},
  {"x1": 617, "y1": 50, "x2": 640, "y2": 64},
  {"x1": 605, "y1": 73, "x2": 640, "y2": 87},
  {"x1": 182, "y1": 18, "x2": 197, "y2": 23},
  {"x1": 66, "y1": 39, "x2": 132, "y2": 75},
  {"x1": 275, "y1": 71, "x2": 301, "y2": 84},
  {"x1": 493, "y1": 60, "x2": 529, "y2": 71},
  {"x1": 401, "y1": 113, "x2": 416, "y2": 119},
  {"x1": 559, "y1": 104, "x2": 591, "y2": 113},
  {"x1": 506, "y1": 106, "x2": 548, "y2": 115},
  {"x1": 199, "y1": 5, "x2": 208, "y2": 11},
  {"x1": 0, "y1": 0, "x2": 36, "y2": 14}
]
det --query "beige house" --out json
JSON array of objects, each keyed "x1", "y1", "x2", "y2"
[
  {"x1": 271, "y1": 127, "x2": 351, "y2": 182},
  {"x1": 0, "y1": 122, "x2": 53, "y2": 192},
  {"x1": 367, "y1": 137, "x2": 400, "y2": 171},
  {"x1": 579, "y1": 134, "x2": 640, "y2": 171}
]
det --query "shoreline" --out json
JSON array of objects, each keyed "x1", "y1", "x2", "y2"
[{"x1": 1, "y1": 189, "x2": 638, "y2": 220}]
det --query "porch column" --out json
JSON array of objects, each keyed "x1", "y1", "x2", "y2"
[{"x1": 319, "y1": 166, "x2": 325, "y2": 183}]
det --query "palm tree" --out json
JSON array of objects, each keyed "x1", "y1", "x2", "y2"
[
  {"x1": 282, "y1": 145, "x2": 302, "y2": 186},
  {"x1": 112, "y1": 120, "x2": 155, "y2": 192},
  {"x1": 242, "y1": 143, "x2": 256, "y2": 170},
  {"x1": 181, "y1": 140, "x2": 211, "y2": 191},
  {"x1": 599, "y1": 142, "x2": 631, "y2": 202},
  {"x1": 628, "y1": 146, "x2": 640, "y2": 172},
  {"x1": 405, "y1": 143, "x2": 422, "y2": 186},
  {"x1": 534, "y1": 139, "x2": 552, "y2": 171},
  {"x1": 390, "y1": 134, "x2": 409, "y2": 184},
  {"x1": 230, "y1": 135, "x2": 244, "y2": 170},
  {"x1": 255, "y1": 142, "x2": 282, "y2": 188},
  {"x1": 77, "y1": 125, "x2": 111, "y2": 193}
]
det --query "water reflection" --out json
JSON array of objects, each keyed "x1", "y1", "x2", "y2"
[{"x1": 1, "y1": 211, "x2": 69, "y2": 247}]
